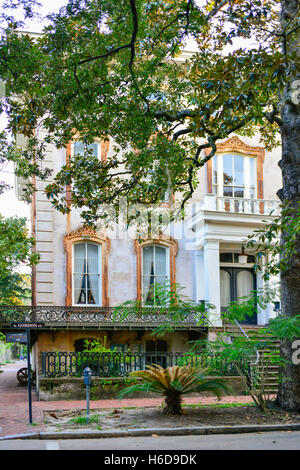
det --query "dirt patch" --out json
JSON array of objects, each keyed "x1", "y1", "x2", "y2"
[{"x1": 43, "y1": 404, "x2": 300, "y2": 432}]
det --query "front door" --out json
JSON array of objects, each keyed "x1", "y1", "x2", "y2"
[{"x1": 220, "y1": 267, "x2": 257, "y2": 324}]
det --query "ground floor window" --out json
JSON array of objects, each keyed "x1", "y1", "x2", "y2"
[{"x1": 145, "y1": 339, "x2": 168, "y2": 368}]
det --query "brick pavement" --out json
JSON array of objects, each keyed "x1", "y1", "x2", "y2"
[{"x1": 0, "y1": 360, "x2": 253, "y2": 438}]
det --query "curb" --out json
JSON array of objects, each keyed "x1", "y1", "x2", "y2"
[{"x1": 1, "y1": 423, "x2": 300, "y2": 441}]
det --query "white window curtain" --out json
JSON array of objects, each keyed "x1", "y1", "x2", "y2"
[
  {"x1": 142, "y1": 246, "x2": 154, "y2": 303},
  {"x1": 220, "y1": 269, "x2": 231, "y2": 308},
  {"x1": 73, "y1": 243, "x2": 101, "y2": 305},
  {"x1": 237, "y1": 270, "x2": 253, "y2": 303},
  {"x1": 73, "y1": 244, "x2": 86, "y2": 304},
  {"x1": 87, "y1": 244, "x2": 100, "y2": 305},
  {"x1": 142, "y1": 245, "x2": 169, "y2": 304}
]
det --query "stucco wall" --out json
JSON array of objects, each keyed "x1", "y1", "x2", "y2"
[{"x1": 33, "y1": 132, "x2": 282, "y2": 311}]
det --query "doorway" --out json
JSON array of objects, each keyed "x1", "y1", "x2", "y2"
[{"x1": 220, "y1": 267, "x2": 257, "y2": 324}]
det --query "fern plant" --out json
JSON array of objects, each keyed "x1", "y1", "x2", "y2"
[{"x1": 118, "y1": 364, "x2": 229, "y2": 415}]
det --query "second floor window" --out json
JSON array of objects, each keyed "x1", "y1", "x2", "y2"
[
  {"x1": 212, "y1": 153, "x2": 256, "y2": 199},
  {"x1": 142, "y1": 245, "x2": 169, "y2": 304},
  {"x1": 73, "y1": 242, "x2": 102, "y2": 305}
]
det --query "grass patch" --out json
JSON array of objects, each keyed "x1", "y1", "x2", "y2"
[
  {"x1": 68, "y1": 414, "x2": 100, "y2": 426},
  {"x1": 185, "y1": 402, "x2": 254, "y2": 410}
]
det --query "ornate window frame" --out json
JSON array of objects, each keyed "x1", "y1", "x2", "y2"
[
  {"x1": 134, "y1": 236, "x2": 178, "y2": 303},
  {"x1": 205, "y1": 136, "x2": 265, "y2": 200},
  {"x1": 64, "y1": 226, "x2": 110, "y2": 307}
]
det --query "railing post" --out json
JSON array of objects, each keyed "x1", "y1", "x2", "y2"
[{"x1": 41, "y1": 352, "x2": 46, "y2": 376}]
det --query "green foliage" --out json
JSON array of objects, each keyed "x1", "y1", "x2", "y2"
[
  {"x1": 82, "y1": 338, "x2": 112, "y2": 354},
  {"x1": 119, "y1": 363, "x2": 229, "y2": 415},
  {"x1": 69, "y1": 414, "x2": 100, "y2": 426},
  {"x1": 247, "y1": 203, "x2": 300, "y2": 281},
  {"x1": 266, "y1": 315, "x2": 300, "y2": 341},
  {"x1": 0, "y1": 0, "x2": 295, "y2": 225},
  {"x1": 113, "y1": 281, "x2": 214, "y2": 337},
  {"x1": 79, "y1": 338, "x2": 133, "y2": 377},
  {"x1": 0, "y1": 214, "x2": 39, "y2": 305}
]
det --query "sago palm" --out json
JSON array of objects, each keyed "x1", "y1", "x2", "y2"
[{"x1": 119, "y1": 364, "x2": 229, "y2": 415}]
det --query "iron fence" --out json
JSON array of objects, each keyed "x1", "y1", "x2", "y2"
[{"x1": 41, "y1": 351, "x2": 240, "y2": 378}]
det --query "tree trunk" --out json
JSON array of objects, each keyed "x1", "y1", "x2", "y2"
[
  {"x1": 275, "y1": 0, "x2": 300, "y2": 411},
  {"x1": 163, "y1": 393, "x2": 183, "y2": 415}
]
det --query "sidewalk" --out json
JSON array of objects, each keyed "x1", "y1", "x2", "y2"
[{"x1": 0, "y1": 360, "x2": 253, "y2": 438}]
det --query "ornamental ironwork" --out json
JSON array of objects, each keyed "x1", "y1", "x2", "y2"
[
  {"x1": 0, "y1": 305, "x2": 205, "y2": 329},
  {"x1": 41, "y1": 351, "x2": 240, "y2": 378}
]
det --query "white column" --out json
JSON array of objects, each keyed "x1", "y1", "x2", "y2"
[
  {"x1": 256, "y1": 269, "x2": 266, "y2": 325},
  {"x1": 203, "y1": 240, "x2": 222, "y2": 326},
  {"x1": 194, "y1": 250, "x2": 204, "y2": 303}
]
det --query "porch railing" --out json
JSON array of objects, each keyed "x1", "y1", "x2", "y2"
[
  {"x1": 203, "y1": 194, "x2": 280, "y2": 215},
  {"x1": 41, "y1": 351, "x2": 241, "y2": 378}
]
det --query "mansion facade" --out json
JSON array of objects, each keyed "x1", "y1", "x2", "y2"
[{"x1": 14, "y1": 129, "x2": 282, "y2": 393}]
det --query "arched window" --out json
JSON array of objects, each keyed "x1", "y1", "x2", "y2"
[
  {"x1": 73, "y1": 242, "x2": 101, "y2": 305},
  {"x1": 212, "y1": 152, "x2": 257, "y2": 199},
  {"x1": 134, "y1": 237, "x2": 178, "y2": 304},
  {"x1": 206, "y1": 136, "x2": 265, "y2": 211},
  {"x1": 64, "y1": 226, "x2": 110, "y2": 306},
  {"x1": 142, "y1": 245, "x2": 170, "y2": 304}
]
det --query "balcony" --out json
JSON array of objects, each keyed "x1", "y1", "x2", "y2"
[
  {"x1": 202, "y1": 194, "x2": 280, "y2": 216},
  {"x1": 0, "y1": 306, "x2": 203, "y2": 331}
]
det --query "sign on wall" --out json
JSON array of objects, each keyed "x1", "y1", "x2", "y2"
[
  {"x1": 10, "y1": 322, "x2": 45, "y2": 329},
  {"x1": 5, "y1": 332, "x2": 27, "y2": 343}
]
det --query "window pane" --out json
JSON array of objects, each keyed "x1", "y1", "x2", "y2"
[
  {"x1": 220, "y1": 253, "x2": 233, "y2": 263},
  {"x1": 223, "y1": 186, "x2": 233, "y2": 197},
  {"x1": 249, "y1": 158, "x2": 256, "y2": 187},
  {"x1": 234, "y1": 187, "x2": 244, "y2": 198},
  {"x1": 233, "y1": 253, "x2": 240, "y2": 263},
  {"x1": 74, "y1": 272, "x2": 86, "y2": 304},
  {"x1": 212, "y1": 155, "x2": 218, "y2": 185},
  {"x1": 155, "y1": 246, "x2": 167, "y2": 277},
  {"x1": 74, "y1": 141, "x2": 98, "y2": 158},
  {"x1": 233, "y1": 154, "x2": 244, "y2": 186},
  {"x1": 73, "y1": 141, "x2": 85, "y2": 156},
  {"x1": 74, "y1": 243, "x2": 85, "y2": 273},
  {"x1": 223, "y1": 154, "x2": 233, "y2": 185},
  {"x1": 143, "y1": 246, "x2": 154, "y2": 303},
  {"x1": 87, "y1": 244, "x2": 99, "y2": 274},
  {"x1": 143, "y1": 246, "x2": 154, "y2": 276}
]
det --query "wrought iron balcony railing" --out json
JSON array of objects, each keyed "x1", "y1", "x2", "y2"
[{"x1": 0, "y1": 305, "x2": 203, "y2": 329}]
